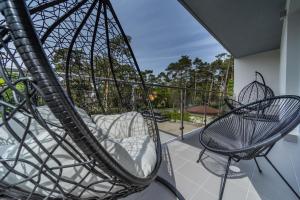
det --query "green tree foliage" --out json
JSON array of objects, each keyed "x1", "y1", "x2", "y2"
[
  {"x1": 49, "y1": 32, "x2": 233, "y2": 113},
  {"x1": 141, "y1": 69, "x2": 156, "y2": 83},
  {"x1": 0, "y1": 78, "x2": 4, "y2": 86},
  {"x1": 166, "y1": 55, "x2": 192, "y2": 87},
  {"x1": 141, "y1": 53, "x2": 234, "y2": 109},
  {"x1": 0, "y1": 76, "x2": 26, "y2": 106},
  {"x1": 51, "y1": 34, "x2": 137, "y2": 114}
]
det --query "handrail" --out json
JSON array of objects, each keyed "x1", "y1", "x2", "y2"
[
  {"x1": 54, "y1": 71, "x2": 226, "y2": 140},
  {"x1": 55, "y1": 71, "x2": 224, "y2": 94},
  {"x1": 0, "y1": 69, "x2": 225, "y2": 140}
]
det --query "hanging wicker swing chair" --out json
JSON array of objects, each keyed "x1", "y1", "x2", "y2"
[
  {"x1": 224, "y1": 71, "x2": 275, "y2": 120},
  {"x1": 0, "y1": 0, "x2": 183, "y2": 199}
]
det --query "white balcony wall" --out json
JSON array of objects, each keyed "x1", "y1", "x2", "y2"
[
  {"x1": 234, "y1": 49, "x2": 280, "y2": 97},
  {"x1": 234, "y1": 0, "x2": 300, "y2": 97},
  {"x1": 280, "y1": 0, "x2": 300, "y2": 95},
  {"x1": 234, "y1": 0, "x2": 300, "y2": 140}
]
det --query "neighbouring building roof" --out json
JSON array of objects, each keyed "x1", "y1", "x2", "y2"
[
  {"x1": 178, "y1": 0, "x2": 286, "y2": 58},
  {"x1": 186, "y1": 105, "x2": 220, "y2": 115}
]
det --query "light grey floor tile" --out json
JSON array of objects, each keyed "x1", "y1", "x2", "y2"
[
  {"x1": 123, "y1": 133, "x2": 300, "y2": 200},
  {"x1": 167, "y1": 140, "x2": 190, "y2": 154},
  {"x1": 191, "y1": 188, "x2": 217, "y2": 200},
  {"x1": 177, "y1": 160, "x2": 210, "y2": 185},
  {"x1": 201, "y1": 172, "x2": 249, "y2": 200},
  {"x1": 169, "y1": 154, "x2": 189, "y2": 171},
  {"x1": 246, "y1": 191, "x2": 270, "y2": 200},
  {"x1": 201, "y1": 174, "x2": 222, "y2": 197},
  {"x1": 160, "y1": 131, "x2": 177, "y2": 144},
  {"x1": 173, "y1": 172, "x2": 200, "y2": 200},
  {"x1": 222, "y1": 181, "x2": 248, "y2": 200},
  {"x1": 176, "y1": 146, "x2": 200, "y2": 162}
]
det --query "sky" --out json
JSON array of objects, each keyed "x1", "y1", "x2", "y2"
[{"x1": 111, "y1": 0, "x2": 227, "y2": 74}]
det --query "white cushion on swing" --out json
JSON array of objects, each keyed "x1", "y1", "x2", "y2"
[
  {"x1": 0, "y1": 133, "x2": 140, "y2": 198},
  {"x1": 1, "y1": 106, "x2": 156, "y2": 181},
  {"x1": 78, "y1": 108, "x2": 156, "y2": 177},
  {"x1": 0, "y1": 106, "x2": 156, "y2": 198},
  {"x1": 112, "y1": 135, "x2": 156, "y2": 178},
  {"x1": 92, "y1": 111, "x2": 149, "y2": 139},
  {"x1": 92, "y1": 112, "x2": 156, "y2": 177}
]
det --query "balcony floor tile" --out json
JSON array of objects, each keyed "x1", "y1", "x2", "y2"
[{"x1": 122, "y1": 131, "x2": 300, "y2": 200}]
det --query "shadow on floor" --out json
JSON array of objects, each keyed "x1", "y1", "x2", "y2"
[
  {"x1": 155, "y1": 145, "x2": 181, "y2": 199},
  {"x1": 122, "y1": 144, "x2": 180, "y2": 200},
  {"x1": 180, "y1": 131, "x2": 300, "y2": 200}
]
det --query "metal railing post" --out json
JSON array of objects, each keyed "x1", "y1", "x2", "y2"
[
  {"x1": 131, "y1": 84, "x2": 136, "y2": 111},
  {"x1": 204, "y1": 104, "x2": 207, "y2": 126},
  {"x1": 204, "y1": 91, "x2": 208, "y2": 126},
  {"x1": 180, "y1": 88, "x2": 184, "y2": 140}
]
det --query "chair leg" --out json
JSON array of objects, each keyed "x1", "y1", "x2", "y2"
[
  {"x1": 197, "y1": 148, "x2": 206, "y2": 163},
  {"x1": 219, "y1": 157, "x2": 231, "y2": 200},
  {"x1": 264, "y1": 156, "x2": 300, "y2": 199},
  {"x1": 254, "y1": 158, "x2": 262, "y2": 173}
]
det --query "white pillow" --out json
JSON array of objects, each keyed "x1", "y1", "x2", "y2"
[
  {"x1": 0, "y1": 106, "x2": 149, "y2": 177},
  {"x1": 92, "y1": 112, "x2": 149, "y2": 139},
  {"x1": 115, "y1": 135, "x2": 157, "y2": 177},
  {"x1": 93, "y1": 112, "x2": 156, "y2": 177}
]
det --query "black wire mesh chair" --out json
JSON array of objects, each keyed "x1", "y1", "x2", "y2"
[
  {"x1": 197, "y1": 95, "x2": 300, "y2": 200},
  {"x1": 225, "y1": 71, "x2": 275, "y2": 116},
  {"x1": 0, "y1": 0, "x2": 184, "y2": 199}
]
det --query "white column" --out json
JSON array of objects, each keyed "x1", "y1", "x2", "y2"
[
  {"x1": 280, "y1": 0, "x2": 300, "y2": 141},
  {"x1": 280, "y1": 0, "x2": 300, "y2": 95}
]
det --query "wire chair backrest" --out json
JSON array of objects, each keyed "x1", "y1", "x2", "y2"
[{"x1": 201, "y1": 96, "x2": 300, "y2": 159}]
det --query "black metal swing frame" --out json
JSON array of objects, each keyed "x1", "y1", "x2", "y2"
[{"x1": 0, "y1": 0, "x2": 184, "y2": 199}]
